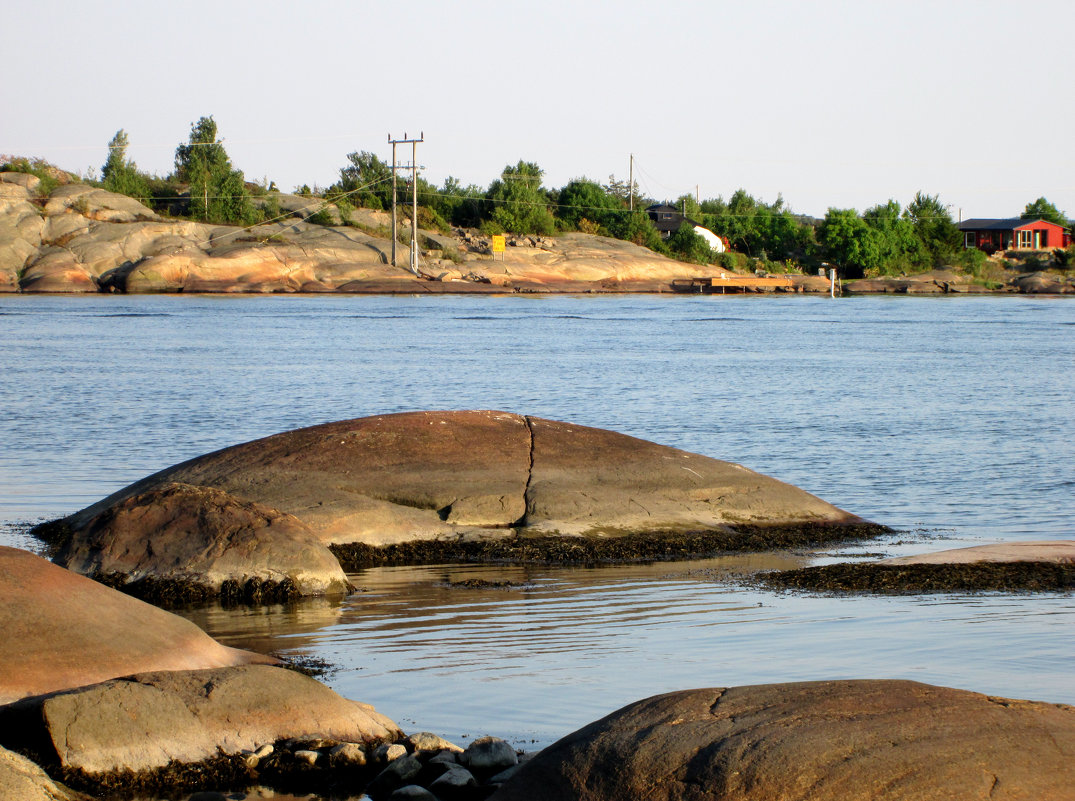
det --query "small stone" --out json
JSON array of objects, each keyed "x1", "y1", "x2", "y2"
[
  {"x1": 254, "y1": 743, "x2": 274, "y2": 758},
  {"x1": 390, "y1": 786, "x2": 437, "y2": 801},
  {"x1": 328, "y1": 742, "x2": 367, "y2": 766},
  {"x1": 428, "y1": 749, "x2": 459, "y2": 765},
  {"x1": 368, "y1": 754, "x2": 423, "y2": 796},
  {"x1": 242, "y1": 752, "x2": 260, "y2": 768},
  {"x1": 461, "y1": 736, "x2": 517, "y2": 770},
  {"x1": 293, "y1": 749, "x2": 320, "y2": 765},
  {"x1": 430, "y1": 765, "x2": 478, "y2": 798},
  {"x1": 406, "y1": 731, "x2": 463, "y2": 753},
  {"x1": 374, "y1": 742, "x2": 408, "y2": 763}
]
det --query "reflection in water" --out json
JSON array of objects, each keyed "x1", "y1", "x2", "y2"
[
  {"x1": 181, "y1": 595, "x2": 348, "y2": 655},
  {"x1": 174, "y1": 549, "x2": 1075, "y2": 749}
]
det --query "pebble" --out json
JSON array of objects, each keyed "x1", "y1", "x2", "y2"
[
  {"x1": 406, "y1": 731, "x2": 464, "y2": 753},
  {"x1": 328, "y1": 741, "x2": 367, "y2": 766},
  {"x1": 293, "y1": 749, "x2": 320, "y2": 765},
  {"x1": 390, "y1": 786, "x2": 438, "y2": 800},
  {"x1": 374, "y1": 742, "x2": 408, "y2": 763}
]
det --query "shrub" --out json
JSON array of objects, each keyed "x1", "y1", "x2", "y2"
[
  {"x1": 306, "y1": 205, "x2": 336, "y2": 226},
  {"x1": 955, "y1": 247, "x2": 988, "y2": 277}
]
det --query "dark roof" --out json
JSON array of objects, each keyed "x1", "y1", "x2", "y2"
[
  {"x1": 645, "y1": 204, "x2": 700, "y2": 233},
  {"x1": 959, "y1": 217, "x2": 1066, "y2": 231}
]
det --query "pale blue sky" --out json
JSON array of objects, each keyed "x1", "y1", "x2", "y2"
[{"x1": 4, "y1": 0, "x2": 1072, "y2": 218}]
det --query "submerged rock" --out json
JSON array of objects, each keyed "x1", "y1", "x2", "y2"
[
  {"x1": 42, "y1": 411, "x2": 881, "y2": 584},
  {"x1": 763, "y1": 540, "x2": 1075, "y2": 593},
  {"x1": 881, "y1": 540, "x2": 1075, "y2": 565},
  {"x1": 0, "y1": 547, "x2": 274, "y2": 705},
  {"x1": 490, "y1": 680, "x2": 1075, "y2": 801}
]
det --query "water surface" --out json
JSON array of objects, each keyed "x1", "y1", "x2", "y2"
[{"x1": 1, "y1": 293, "x2": 1072, "y2": 747}]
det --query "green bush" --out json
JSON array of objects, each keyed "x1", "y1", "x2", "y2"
[
  {"x1": 667, "y1": 221, "x2": 713, "y2": 265},
  {"x1": 955, "y1": 247, "x2": 988, "y2": 277},
  {"x1": 306, "y1": 205, "x2": 336, "y2": 226},
  {"x1": 0, "y1": 156, "x2": 70, "y2": 196}
]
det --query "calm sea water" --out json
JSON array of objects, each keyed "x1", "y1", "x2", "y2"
[{"x1": 1, "y1": 293, "x2": 1073, "y2": 750}]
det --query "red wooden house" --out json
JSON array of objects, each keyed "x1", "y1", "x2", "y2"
[{"x1": 958, "y1": 217, "x2": 1071, "y2": 253}]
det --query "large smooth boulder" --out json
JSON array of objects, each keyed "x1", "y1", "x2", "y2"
[
  {"x1": 491, "y1": 680, "x2": 1075, "y2": 801},
  {"x1": 0, "y1": 547, "x2": 274, "y2": 705},
  {"x1": 53, "y1": 411, "x2": 871, "y2": 553},
  {"x1": 52, "y1": 482, "x2": 351, "y2": 597},
  {"x1": 0, "y1": 746, "x2": 86, "y2": 801},
  {"x1": 0, "y1": 665, "x2": 401, "y2": 776}
]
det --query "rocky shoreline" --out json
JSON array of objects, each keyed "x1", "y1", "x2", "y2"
[
  {"x1": 3, "y1": 172, "x2": 1072, "y2": 296},
  {"x1": 4, "y1": 414, "x2": 1075, "y2": 799}
]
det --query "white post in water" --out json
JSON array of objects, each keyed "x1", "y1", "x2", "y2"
[{"x1": 829, "y1": 267, "x2": 837, "y2": 298}]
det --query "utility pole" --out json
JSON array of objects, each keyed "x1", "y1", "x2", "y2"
[
  {"x1": 388, "y1": 132, "x2": 424, "y2": 273},
  {"x1": 389, "y1": 138, "x2": 398, "y2": 267},
  {"x1": 629, "y1": 153, "x2": 634, "y2": 212}
]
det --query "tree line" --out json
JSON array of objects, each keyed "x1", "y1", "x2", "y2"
[{"x1": 48, "y1": 116, "x2": 1072, "y2": 278}]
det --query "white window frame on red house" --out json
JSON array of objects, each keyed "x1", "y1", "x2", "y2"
[
  {"x1": 1017, "y1": 229, "x2": 1034, "y2": 248},
  {"x1": 964, "y1": 232, "x2": 976, "y2": 248}
]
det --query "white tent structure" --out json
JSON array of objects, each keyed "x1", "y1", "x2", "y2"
[{"x1": 693, "y1": 225, "x2": 725, "y2": 253}]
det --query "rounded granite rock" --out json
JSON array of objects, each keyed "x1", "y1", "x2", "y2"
[
  {"x1": 0, "y1": 546, "x2": 275, "y2": 705},
  {"x1": 0, "y1": 664, "x2": 401, "y2": 777},
  {"x1": 52, "y1": 411, "x2": 874, "y2": 564},
  {"x1": 51, "y1": 481, "x2": 351, "y2": 599},
  {"x1": 0, "y1": 745, "x2": 87, "y2": 801},
  {"x1": 489, "y1": 680, "x2": 1075, "y2": 801}
]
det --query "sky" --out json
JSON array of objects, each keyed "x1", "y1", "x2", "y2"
[{"x1": 3, "y1": 0, "x2": 1073, "y2": 219}]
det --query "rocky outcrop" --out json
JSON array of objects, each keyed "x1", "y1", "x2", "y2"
[
  {"x1": 0, "y1": 746, "x2": 87, "y2": 801},
  {"x1": 881, "y1": 540, "x2": 1075, "y2": 565},
  {"x1": 44, "y1": 412, "x2": 879, "y2": 581},
  {"x1": 0, "y1": 665, "x2": 400, "y2": 776},
  {"x1": 51, "y1": 482, "x2": 352, "y2": 600},
  {"x1": 1009, "y1": 270, "x2": 1075, "y2": 294},
  {"x1": 0, "y1": 546, "x2": 275, "y2": 705},
  {"x1": 490, "y1": 680, "x2": 1075, "y2": 801},
  {"x1": 763, "y1": 540, "x2": 1075, "y2": 593},
  {"x1": 0, "y1": 172, "x2": 750, "y2": 294},
  {"x1": 843, "y1": 270, "x2": 991, "y2": 295}
]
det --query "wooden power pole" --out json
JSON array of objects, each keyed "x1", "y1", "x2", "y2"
[{"x1": 388, "y1": 132, "x2": 424, "y2": 274}]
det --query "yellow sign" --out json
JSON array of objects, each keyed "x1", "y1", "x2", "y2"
[{"x1": 491, "y1": 235, "x2": 506, "y2": 253}]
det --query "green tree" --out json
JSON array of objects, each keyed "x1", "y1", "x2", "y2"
[
  {"x1": 817, "y1": 208, "x2": 885, "y2": 277},
  {"x1": 903, "y1": 192, "x2": 959, "y2": 268},
  {"x1": 666, "y1": 221, "x2": 713, "y2": 264},
  {"x1": 558, "y1": 178, "x2": 624, "y2": 231},
  {"x1": 1021, "y1": 197, "x2": 1068, "y2": 227},
  {"x1": 486, "y1": 160, "x2": 556, "y2": 235},
  {"x1": 174, "y1": 116, "x2": 253, "y2": 224},
  {"x1": 863, "y1": 199, "x2": 922, "y2": 274},
  {"x1": 101, "y1": 129, "x2": 150, "y2": 200},
  {"x1": 604, "y1": 174, "x2": 643, "y2": 207},
  {"x1": 331, "y1": 151, "x2": 395, "y2": 210},
  {"x1": 428, "y1": 175, "x2": 485, "y2": 228},
  {"x1": 606, "y1": 209, "x2": 665, "y2": 251},
  {"x1": 674, "y1": 193, "x2": 702, "y2": 221},
  {"x1": 701, "y1": 190, "x2": 810, "y2": 261}
]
